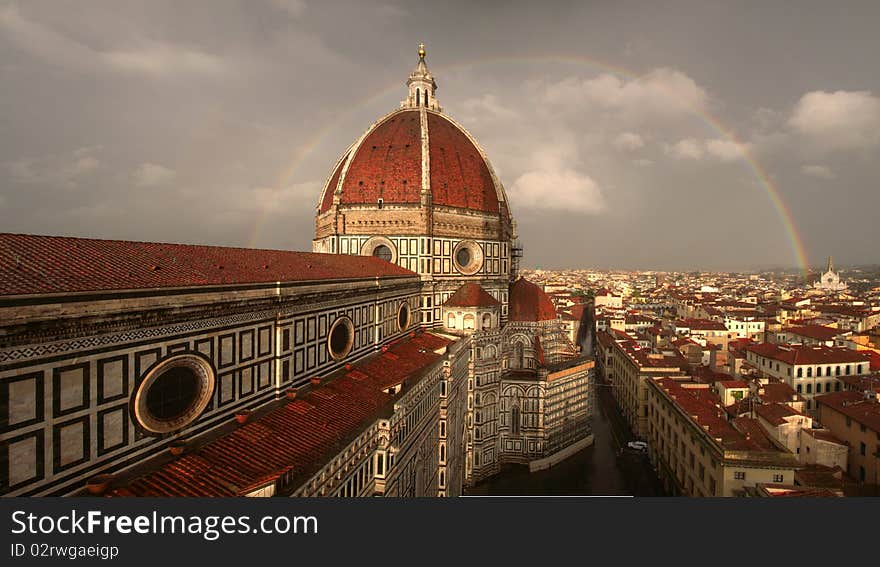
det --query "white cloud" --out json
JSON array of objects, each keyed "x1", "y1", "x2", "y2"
[
  {"x1": 612, "y1": 132, "x2": 645, "y2": 152},
  {"x1": 789, "y1": 90, "x2": 880, "y2": 151},
  {"x1": 666, "y1": 138, "x2": 748, "y2": 162},
  {"x1": 509, "y1": 168, "x2": 605, "y2": 213},
  {"x1": 705, "y1": 138, "x2": 749, "y2": 161},
  {"x1": 542, "y1": 68, "x2": 709, "y2": 121},
  {"x1": 801, "y1": 164, "x2": 835, "y2": 179},
  {"x1": 459, "y1": 94, "x2": 520, "y2": 124},
  {"x1": 667, "y1": 138, "x2": 704, "y2": 160},
  {"x1": 247, "y1": 181, "x2": 321, "y2": 212},
  {"x1": 102, "y1": 44, "x2": 227, "y2": 76},
  {"x1": 6, "y1": 146, "x2": 101, "y2": 188},
  {"x1": 132, "y1": 163, "x2": 176, "y2": 187},
  {"x1": 0, "y1": 5, "x2": 226, "y2": 77}
]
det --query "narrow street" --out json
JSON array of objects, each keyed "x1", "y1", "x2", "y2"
[{"x1": 465, "y1": 379, "x2": 666, "y2": 496}]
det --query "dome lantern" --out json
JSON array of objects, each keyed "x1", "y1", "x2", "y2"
[{"x1": 402, "y1": 43, "x2": 441, "y2": 112}]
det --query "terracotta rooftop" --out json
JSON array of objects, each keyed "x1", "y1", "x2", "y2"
[
  {"x1": 757, "y1": 381, "x2": 802, "y2": 404},
  {"x1": 815, "y1": 391, "x2": 880, "y2": 433},
  {"x1": 443, "y1": 282, "x2": 500, "y2": 308},
  {"x1": 106, "y1": 332, "x2": 454, "y2": 497},
  {"x1": 0, "y1": 233, "x2": 415, "y2": 297},
  {"x1": 837, "y1": 374, "x2": 880, "y2": 393},
  {"x1": 508, "y1": 278, "x2": 558, "y2": 322},
  {"x1": 652, "y1": 378, "x2": 790, "y2": 454},
  {"x1": 675, "y1": 318, "x2": 728, "y2": 331},
  {"x1": 784, "y1": 325, "x2": 843, "y2": 342},
  {"x1": 744, "y1": 343, "x2": 871, "y2": 366},
  {"x1": 755, "y1": 402, "x2": 804, "y2": 426}
]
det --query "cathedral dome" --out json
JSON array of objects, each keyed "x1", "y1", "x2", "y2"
[
  {"x1": 316, "y1": 44, "x2": 510, "y2": 224},
  {"x1": 318, "y1": 109, "x2": 504, "y2": 215}
]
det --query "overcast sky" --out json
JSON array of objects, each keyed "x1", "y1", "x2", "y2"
[{"x1": 1, "y1": 1, "x2": 878, "y2": 271}]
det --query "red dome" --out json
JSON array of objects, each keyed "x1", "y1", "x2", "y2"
[
  {"x1": 318, "y1": 109, "x2": 503, "y2": 215},
  {"x1": 444, "y1": 282, "x2": 501, "y2": 308},
  {"x1": 509, "y1": 278, "x2": 558, "y2": 322}
]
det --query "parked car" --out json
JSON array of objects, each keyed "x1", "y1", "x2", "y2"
[{"x1": 626, "y1": 441, "x2": 648, "y2": 452}]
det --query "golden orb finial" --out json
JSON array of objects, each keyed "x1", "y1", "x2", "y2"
[{"x1": 418, "y1": 42, "x2": 426, "y2": 59}]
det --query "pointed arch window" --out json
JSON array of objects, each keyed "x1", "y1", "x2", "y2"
[{"x1": 511, "y1": 405, "x2": 521, "y2": 436}]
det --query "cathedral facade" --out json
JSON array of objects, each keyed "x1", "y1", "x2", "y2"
[
  {"x1": 813, "y1": 256, "x2": 848, "y2": 292},
  {"x1": 0, "y1": 46, "x2": 592, "y2": 497}
]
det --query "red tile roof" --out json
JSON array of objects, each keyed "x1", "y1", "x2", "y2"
[
  {"x1": 108, "y1": 332, "x2": 454, "y2": 497},
  {"x1": 427, "y1": 113, "x2": 499, "y2": 213},
  {"x1": 731, "y1": 416, "x2": 781, "y2": 451},
  {"x1": 815, "y1": 391, "x2": 880, "y2": 433},
  {"x1": 755, "y1": 402, "x2": 804, "y2": 426},
  {"x1": 838, "y1": 374, "x2": 880, "y2": 393},
  {"x1": 744, "y1": 343, "x2": 871, "y2": 366},
  {"x1": 443, "y1": 282, "x2": 500, "y2": 308},
  {"x1": 675, "y1": 318, "x2": 728, "y2": 331},
  {"x1": 717, "y1": 380, "x2": 749, "y2": 389},
  {"x1": 652, "y1": 378, "x2": 787, "y2": 453},
  {"x1": 338, "y1": 111, "x2": 423, "y2": 208},
  {"x1": 0, "y1": 233, "x2": 415, "y2": 296},
  {"x1": 784, "y1": 325, "x2": 843, "y2": 342},
  {"x1": 508, "y1": 278, "x2": 558, "y2": 322},
  {"x1": 317, "y1": 110, "x2": 501, "y2": 214},
  {"x1": 757, "y1": 382, "x2": 802, "y2": 404}
]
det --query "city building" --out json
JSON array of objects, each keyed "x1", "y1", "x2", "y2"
[
  {"x1": 743, "y1": 343, "x2": 871, "y2": 412},
  {"x1": 605, "y1": 336, "x2": 688, "y2": 438},
  {"x1": 815, "y1": 391, "x2": 880, "y2": 487},
  {"x1": 645, "y1": 378, "x2": 799, "y2": 497}
]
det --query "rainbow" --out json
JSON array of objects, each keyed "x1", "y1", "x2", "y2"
[{"x1": 247, "y1": 54, "x2": 810, "y2": 276}]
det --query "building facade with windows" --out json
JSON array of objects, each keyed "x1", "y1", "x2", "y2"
[
  {"x1": 605, "y1": 335, "x2": 689, "y2": 439},
  {"x1": 645, "y1": 378, "x2": 799, "y2": 497},
  {"x1": 743, "y1": 343, "x2": 871, "y2": 412},
  {"x1": 815, "y1": 391, "x2": 880, "y2": 487}
]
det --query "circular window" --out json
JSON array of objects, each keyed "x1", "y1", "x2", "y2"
[
  {"x1": 452, "y1": 240, "x2": 484, "y2": 275},
  {"x1": 361, "y1": 236, "x2": 397, "y2": 264},
  {"x1": 328, "y1": 316, "x2": 355, "y2": 361},
  {"x1": 133, "y1": 355, "x2": 214, "y2": 435},
  {"x1": 397, "y1": 303, "x2": 411, "y2": 331},
  {"x1": 373, "y1": 245, "x2": 393, "y2": 263},
  {"x1": 456, "y1": 247, "x2": 471, "y2": 267}
]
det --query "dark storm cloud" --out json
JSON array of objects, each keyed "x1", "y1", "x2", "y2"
[{"x1": 1, "y1": 0, "x2": 878, "y2": 270}]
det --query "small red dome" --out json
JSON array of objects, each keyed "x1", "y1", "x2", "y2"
[
  {"x1": 509, "y1": 278, "x2": 558, "y2": 322},
  {"x1": 318, "y1": 109, "x2": 503, "y2": 215},
  {"x1": 444, "y1": 282, "x2": 501, "y2": 308}
]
